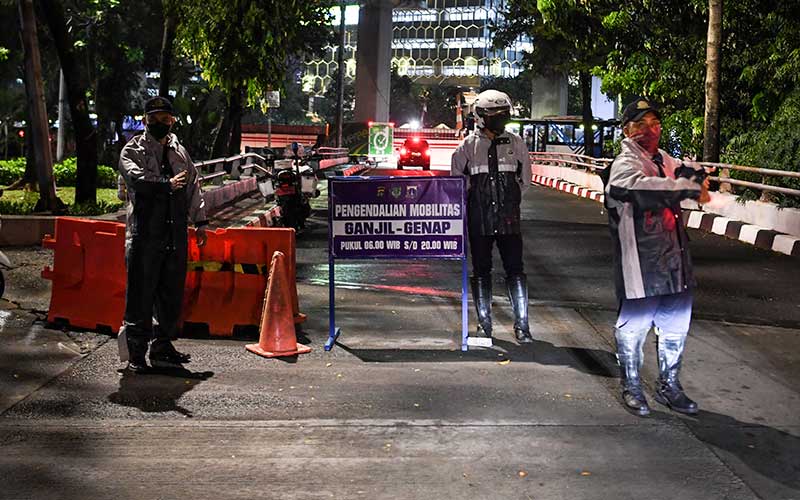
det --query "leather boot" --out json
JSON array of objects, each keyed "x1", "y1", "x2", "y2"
[
  {"x1": 125, "y1": 334, "x2": 151, "y2": 374},
  {"x1": 654, "y1": 330, "x2": 698, "y2": 415},
  {"x1": 470, "y1": 276, "x2": 492, "y2": 338},
  {"x1": 150, "y1": 338, "x2": 192, "y2": 368},
  {"x1": 506, "y1": 274, "x2": 533, "y2": 344},
  {"x1": 615, "y1": 328, "x2": 650, "y2": 416}
]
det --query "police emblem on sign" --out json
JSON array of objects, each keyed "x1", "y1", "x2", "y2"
[{"x1": 391, "y1": 187, "x2": 402, "y2": 198}]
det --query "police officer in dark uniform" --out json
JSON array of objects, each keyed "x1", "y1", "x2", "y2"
[
  {"x1": 451, "y1": 89, "x2": 534, "y2": 344},
  {"x1": 117, "y1": 96, "x2": 208, "y2": 372}
]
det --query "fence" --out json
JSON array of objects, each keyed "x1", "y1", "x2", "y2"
[{"x1": 529, "y1": 151, "x2": 800, "y2": 202}]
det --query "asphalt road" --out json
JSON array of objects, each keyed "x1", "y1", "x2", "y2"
[
  {"x1": 0, "y1": 176, "x2": 798, "y2": 500},
  {"x1": 303, "y1": 181, "x2": 800, "y2": 328}
]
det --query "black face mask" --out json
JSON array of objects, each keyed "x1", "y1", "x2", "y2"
[
  {"x1": 147, "y1": 121, "x2": 172, "y2": 140},
  {"x1": 483, "y1": 111, "x2": 510, "y2": 135}
]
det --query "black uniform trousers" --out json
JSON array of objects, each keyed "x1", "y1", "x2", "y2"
[
  {"x1": 469, "y1": 232, "x2": 524, "y2": 279},
  {"x1": 123, "y1": 237, "x2": 187, "y2": 343}
]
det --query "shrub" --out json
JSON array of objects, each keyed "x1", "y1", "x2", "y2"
[
  {"x1": 0, "y1": 158, "x2": 27, "y2": 185},
  {"x1": 0, "y1": 157, "x2": 117, "y2": 188}
]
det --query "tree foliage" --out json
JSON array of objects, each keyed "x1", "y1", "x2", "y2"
[
  {"x1": 495, "y1": 0, "x2": 614, "y2": 155},
  {"x1": 176, "y1": 0, "x2": 334, "y2": 105}
]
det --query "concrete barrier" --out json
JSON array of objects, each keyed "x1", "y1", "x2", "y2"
[
  {"x1": 531, "y1": 163, "x2": 800, "y2": 238},
  {"x1": 0, "y1": 216, "x2": 56, "y2": 247},
  {"x1": 531, "y1": 163, "x2": 800, "y2": 256}
]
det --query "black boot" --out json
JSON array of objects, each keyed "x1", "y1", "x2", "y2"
[
  {"x1": 125, "y1": 334, "x2": 151, "y2": 374},
  {"x1": 150, "y1": 338, "x2": 191, "y2": 368},
  {"x1": 615, "y1": 328, "x2": 650, "y2": 416},
  {"x1": 506, "y1": 274, "x2": 533, "y2": 344},
  {"x1": 654, "y1": 331, "x2": 698, "y2": 415},
  {"x1": 470, "y1": 276, "x2": 493, "y2": 338}
]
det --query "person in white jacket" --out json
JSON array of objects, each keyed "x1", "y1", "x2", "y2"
[
  {"x1": 604, "y1": 98, "x2": 710, "y2": 416},
  {"x1": 451, "y1": 89, "x2": 533, "y2": 344}
]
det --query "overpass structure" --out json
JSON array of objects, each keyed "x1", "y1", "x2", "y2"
[{"x1": 331, "y1": 0, "x2": 573, "y2": 123}]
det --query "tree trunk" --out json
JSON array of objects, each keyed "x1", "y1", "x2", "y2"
[
  {"x1": 158, "y1": 9, "x2": 178, "y2": 97},
  {"x1": 211, "y1": 103, "x2": 231, "y2": 159},
  {"x1": 18, "y1": 0, "x2": 59, "y2": 212},
  {"x1": 703, "y1": 0, "x2": 722, "y2": 163},
  {"x1": 39, "y1": 0, "x2": 98, "y2": 205},
  {"x1": 579, "y1": 71, "x2": 594, "y2": 157},
  {"x1": 7, "y1": 123, "x2": 38, "y2": 191},
  {"x1": 227, "y1": 88, "x2": 243, "y2": 156},
  {"x1": 211, "y1": 88, "x2": 244, "y2": 158}
]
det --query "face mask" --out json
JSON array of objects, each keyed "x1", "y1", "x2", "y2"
[
  {"x1": 632, "y1": 126, "x2": 660, "y2": 154},
  {"x1": 147, "y1": 120, "x2": 172, "y2": 140},
  {"x1": 483, "y1": 111, "x2": 510, "y2": 135}
]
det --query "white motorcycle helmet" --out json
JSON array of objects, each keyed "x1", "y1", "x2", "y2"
[{"x1": 474, "y1": 89, "x2": 513, "y2": 134}]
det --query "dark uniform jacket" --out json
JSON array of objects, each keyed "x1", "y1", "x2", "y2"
[
  {"x1": 118, "y1": 132, "x2": 207, "y2": 251},
  {"x1": 451, "y1": 129, "x2": 532, "y2": 236}
]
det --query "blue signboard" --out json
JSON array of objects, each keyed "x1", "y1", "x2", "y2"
[
  {"x1": 326, "y1": 176, "x2": 470, "y2": 351},
  {"x1": 329, "y1": 176, "x2": 466, "y2": 259}
]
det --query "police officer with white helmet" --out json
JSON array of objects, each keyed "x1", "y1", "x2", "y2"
[{"x1": 451, "y1": 89, "x2": 533, "y2": 344}]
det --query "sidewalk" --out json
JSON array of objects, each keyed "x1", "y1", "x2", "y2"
[{"x1": 1, "y1": 272, "x2": 798, "y2": 499}]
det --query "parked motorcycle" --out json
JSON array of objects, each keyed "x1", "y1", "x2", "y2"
[
  {"x1": 272, "y1": 142, "x2": 320, "y2": 231},
  {"x1": 0, "y1": 219, "x2": 14, "y2": 299}
]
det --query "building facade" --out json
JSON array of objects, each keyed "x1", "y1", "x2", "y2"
[{"x1": 304, "y1": 0, "x2": 529, "y2": 94}]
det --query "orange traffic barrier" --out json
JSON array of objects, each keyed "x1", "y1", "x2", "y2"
[
  {"x1": 42, "y1": 218, "x2": 305, "y2": 337},
  {"x1": 182, "y1": 226, "x2": 305, "y2": 336},
  {"x1": 246, "y1": 251, "x2": 311, "y2": 358},
  {"x1": 42, "y1": 217, "x2": 127, "y2": 332}
]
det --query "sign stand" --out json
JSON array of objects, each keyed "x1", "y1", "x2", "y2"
[{"x1": 325, "y1": 176, "x2": 474, "y2": 352}]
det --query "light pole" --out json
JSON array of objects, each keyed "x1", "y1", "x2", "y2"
[{"x1": 335, "y1": 0, "x2": 346, "y2": 147}]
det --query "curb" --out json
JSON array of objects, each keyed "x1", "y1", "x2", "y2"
[{"x1": 531, "y1": 174, "x2": 800, "y2": 257}]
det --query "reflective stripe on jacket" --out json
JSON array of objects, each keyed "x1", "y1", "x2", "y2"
[{"x1": 451, "y1": 130, "x2": 532, "y2": 236}]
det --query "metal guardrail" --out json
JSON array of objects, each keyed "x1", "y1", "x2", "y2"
[
  {"x1": 197, "y1": 149, "x2": 352, "y2": 185},
  {"x1": 195, "y1": 153, "x2": 271, "y2": 185},
  {"x1": 530, "y1": 151, "x2": 800, "y2": 200},
  {"x1": 316, "y1": 147, "x2": 349, "y2": 157},
  {"x1": 698, "y1": 162, "x2": 800, "y2": 199},
  {"x1": 530, "y1": 151, "x2": 611, "y2": 172}
]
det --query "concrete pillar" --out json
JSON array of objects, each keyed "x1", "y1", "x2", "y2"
[
  {"x1": 530, "y1": 75, "x2": 568, "y2": 119},
  {"x1": 354, "y1": 0, "x2": 393, "y2": 123},
  {"x1": 591, "y1": 76, "x2": 617, "y2": 120}
]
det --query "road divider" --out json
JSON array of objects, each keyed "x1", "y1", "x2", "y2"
[{"x1": 42, "y1": 218, "x2": 305, "y2": 336}]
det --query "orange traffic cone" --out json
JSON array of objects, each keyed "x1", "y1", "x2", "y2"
[{"x1": 246, "y1": 251, "x2": 312, "y2": 358}]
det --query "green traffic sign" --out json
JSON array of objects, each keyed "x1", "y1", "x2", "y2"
[{"x1": 368, "y1": 123, "x2": 394, "y2": 157}]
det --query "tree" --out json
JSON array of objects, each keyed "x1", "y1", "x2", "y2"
[
  {"x1": 159, "y1": 0, "x2": 178, "y2": 96},
  {"x1": 495, "y1": 0, "x2": 614, "y2": 156},
  {"x1": 17, "y1": 0, "x2": 60, "y2": 211},
  {"x1": 38, "y1": 0, "x2": 99, "y2": 205},
  {"x1": 176, "y1": 0, "x2": 335, "y2": 156},
  {"x1": 318, "y1": 69, "x2": 354, "y2": 126},
  {"x1": 480, "y1": 74, "x2": 533, "y2": 118},
  {"x1": 596, "y1": 0, "x2": 800, "y2": 159},
  {"x1": 703, "y1": 0, "x2": 722, "y2": 162},
  {"x1": 420, "y1": 85, "x2": 455, "y2": 128},
  {"x1": 390, "y1": 69, "x2": 422, "y2": 126}
]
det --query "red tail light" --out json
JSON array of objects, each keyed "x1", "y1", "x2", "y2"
[
  {"x1": 400, "y1": 147, "x2": 408, "y2": 156},
  {"x1": 424, "y1": 149, "x2": 430, "y2": 157},
  {"x1": 412, "y1": 136, "x2": 420, "y2": 143}
]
